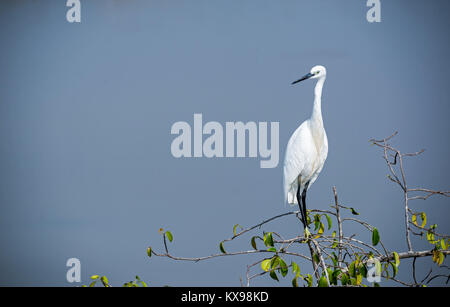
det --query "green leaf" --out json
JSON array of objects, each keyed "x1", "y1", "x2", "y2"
[
  {"x1": 251, "y1": 236, "x2": 258, "y2": 250},
  {"x1": 325, "y1": 214, "x2": 332, "y2": 230},
  {"x1": 261, "y1": 259, "x2": 271, "y2": 272},
  {"x1": 270, "y1": 256, "x2": 280, "y2": 269},
  {"x1": 219, "y1": 241, "x2": 226, "y2": 254},
  {"x1": 269, "y1": 270, "x2": 279, "y2": 282},
  {"x1": 90, "y1": 275, "x2": 99, "y2": 280},
  {"x1": 341, "y1": 273, "x2": 349, "y2": 286},
  {"x1": 393, "y1": 251, "x2": 400, "y2": 267},
  {"x1": 89, "y1": 281, "x2": 96, "y2": 287},
  {"x1": 372, "y1": 228, "x2": 380, "y2": 246},
  {"x1": 350, "y1": 208, "x2": 359, "y2": 215},
  {"x1": 267, "y1": 247, "x2": 277, "y2": 252},
  {"x1": 359, "y1": 264, "x2": 367, "y2": 278},
  {"x1": 327, "y1": 268, "x2": 334, "y2": 284},
  {"x1": 292, "y1": 277, "x2": 298, "y2": 287},
  {"x1": 279, "y1": 259, "x2": 288, "y2": 277},
  {"x1": 331, "y1": 269, "x2": 340, "y2": 286},
  {"x1": 332, "y1": 239, "x2": 338, "y2": 249},
  {"x1": 318, "y1": 276, "x2": 329, "y2": 287},
  {"x1": 147, "y1": 247, "x2": 152, "y2": 257},
  {"x1": 331, "y1": 252, "x2": 338, "y2": 267},
  {"x1": 264, "y1": 232, "x2": 274, "y2": 247},
  {"x1": 314, "y1": 214, "x2": 320, "y2": 231}
]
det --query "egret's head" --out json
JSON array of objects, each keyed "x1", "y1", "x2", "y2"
[{"x1": 292, "y1": 65, "x2": 326, "y2": 85}]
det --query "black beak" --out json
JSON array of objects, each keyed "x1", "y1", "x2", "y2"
[{"x1": 291, "y1": 73, "x2": 314, "y2": 85}]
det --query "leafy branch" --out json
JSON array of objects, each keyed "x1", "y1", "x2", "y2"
[{"x1": 146, "y1": 133, "x2": 449, "y2": 287}]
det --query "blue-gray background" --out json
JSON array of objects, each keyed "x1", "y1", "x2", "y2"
[{"x1": 0, "y1": 0, "x2": 449, "y2": 286}]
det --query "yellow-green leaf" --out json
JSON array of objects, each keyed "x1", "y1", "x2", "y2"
[
  {"x1": 441, "y1": 239, "x2": 447, "y2": 251},
  {"x1": 390, "y1": 262, "x2": 398, "y2": 278},
  {"x1": 432, "y1": 250, "x2": 438, "y2": 263},
  {"x1": 412, "y1": 214, "x2": 417, "y2": 226},
  {"x1": 393, "y1": 251, "x2": 400, "y2": 267},
  {"x1": 100, "y1": 276, "x2": 109, "y2": 286},
  {"x1": 325, "y1": 214, "x2": 332, "y2": 230},
  {"x1": 261, "y1": 259, "x2": 271, "y2": 272},
  {"x1": 318, "y1": 222, "x2": 325, "y2": 235},
  {"x1": 438, "y1": 252, "x2": 444, "y2": 266},
  {"x1": 356, "y1": 273, "x2": 362, "y2": 285},
  {"x1": 292, "y1": 261, "x2": 300, "y2": 277},
  {"x1": 420, "y1": 212, "x2": 427, "y2": 228},
  {"x1": 306, "y1": 274, "x2": 313, "y2": 287},
  {"x1": 166, "y1": 231, "x2": 173, "y2": 242},
  {"x1": 233, "y1": 224, "x2": 242, "y2": 236},
  {"x1": 318, "y1": 276, "x2": 329, "y2": 287},
  {"x1": 349, "y1": 261, "x2": 356, "y2": 278}
]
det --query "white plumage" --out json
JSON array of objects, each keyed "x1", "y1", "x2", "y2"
[{"x1": 283, "y1": 65, "x2": 328, "y2": 226}]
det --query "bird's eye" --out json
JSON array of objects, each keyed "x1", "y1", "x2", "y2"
[{"x1": 315, "y1": 71, "x2": 319, "y2": 75}]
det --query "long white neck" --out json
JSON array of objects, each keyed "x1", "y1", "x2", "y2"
[{"x1": 311, "y1": 76, "x2": 326, "y2": 127}]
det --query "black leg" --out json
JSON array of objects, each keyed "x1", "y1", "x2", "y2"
[
  {"x1": 301, "y1": 182, "x2": 310, "y2": 228},
  {"x1": 296, "y1": 185, "x2": 306, "y2": 229}
]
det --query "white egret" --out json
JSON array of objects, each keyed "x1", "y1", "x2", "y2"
[{"x1": 283, "y1": 65, "x2": 328, "y2": 229}]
